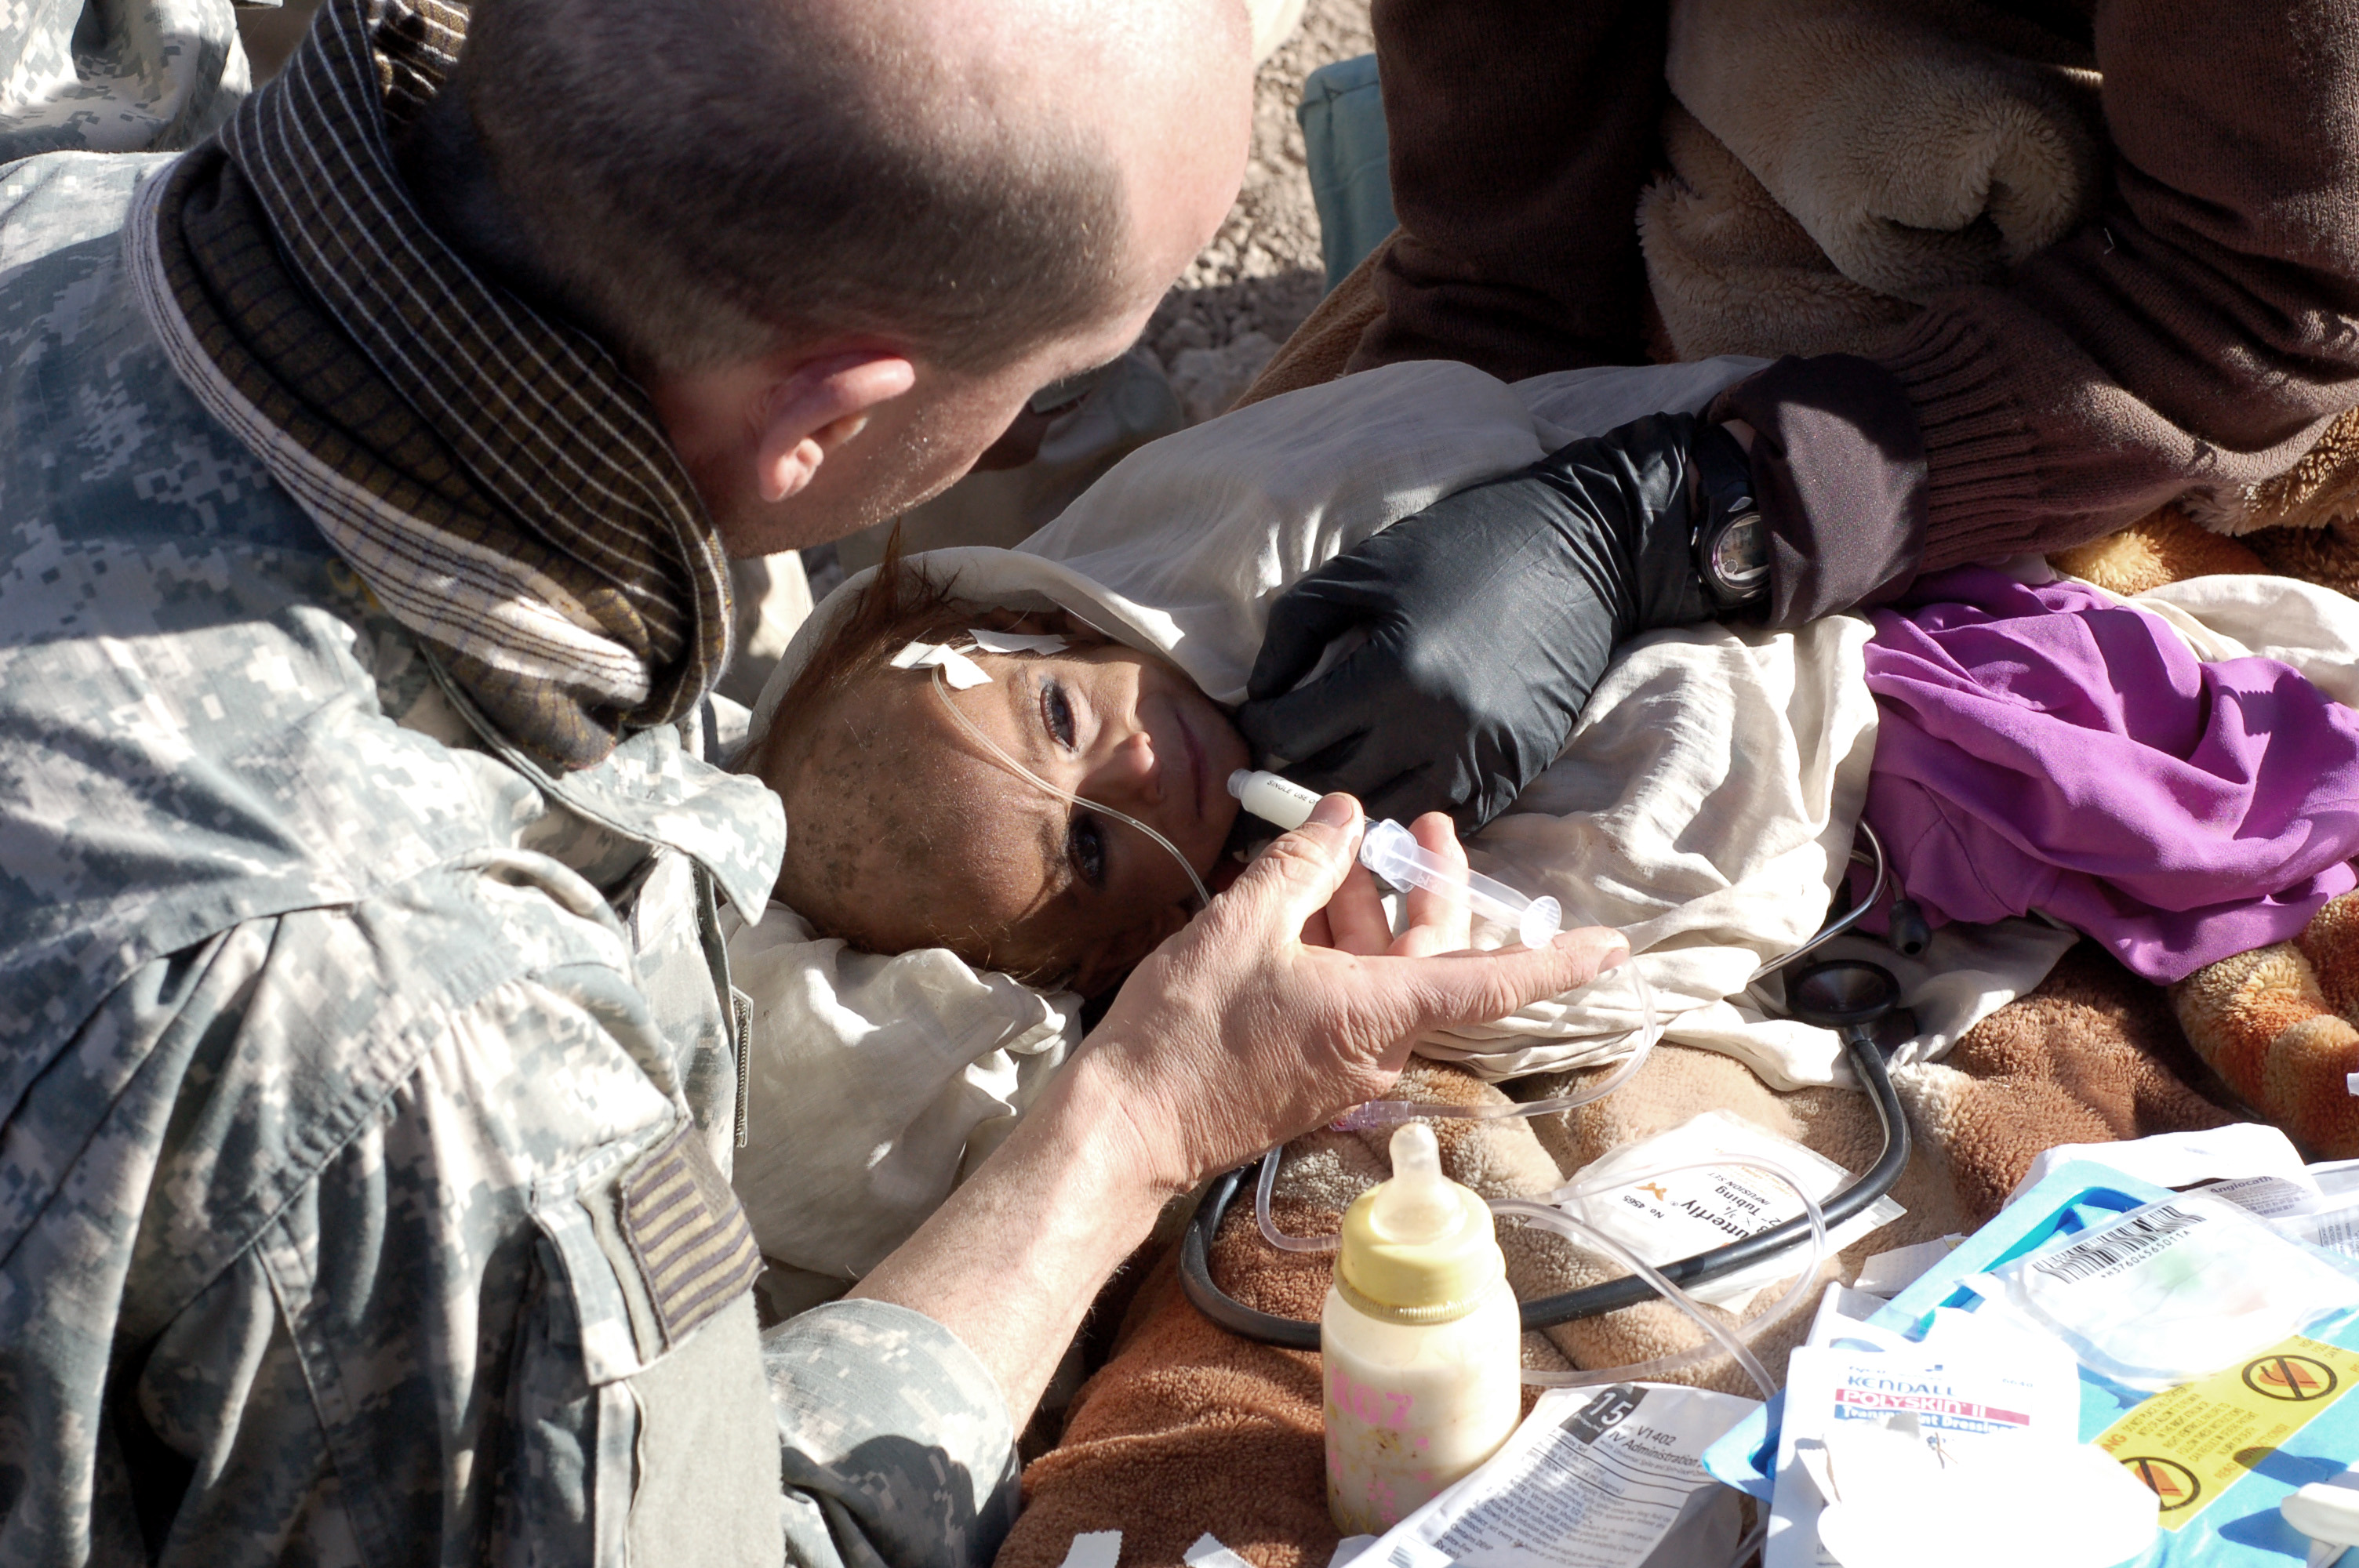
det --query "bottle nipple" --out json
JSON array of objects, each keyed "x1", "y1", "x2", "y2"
[
  {"x1": 1369, "y1": 1123, "x2": 1463, "y2": 1246},
  {"x1": 1336, "y1": 1121, "x2": 1505, "y2": 1320}
]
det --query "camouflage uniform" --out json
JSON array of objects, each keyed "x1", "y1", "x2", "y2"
[
  {"x1": 1, "y1": 66, "x2": 1017, "y2": 1568},
  {"x1": 0, "y1": 0, "x2": 246, "y2": 158}
]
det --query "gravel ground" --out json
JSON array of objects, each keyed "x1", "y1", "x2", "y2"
[{"x1": 1150, "y1": 0, "x2": 1374, "y2": 423}]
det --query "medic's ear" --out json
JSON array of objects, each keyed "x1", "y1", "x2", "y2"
[
  {"x1": 1068, "y1": 902, "x2": 1193, "y2": 997},
  {"x1": 754, "y1": 352, "x2": 916, "y2": 504}
]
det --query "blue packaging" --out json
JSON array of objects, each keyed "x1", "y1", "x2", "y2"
[{"x1": 1701, "y1": 1160, "x2": 2359, "y2": 1566}]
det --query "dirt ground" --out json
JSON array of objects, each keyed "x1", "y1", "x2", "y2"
[{"x1": 1149, "y1": 0, "x2": 1376, "y2": 423}]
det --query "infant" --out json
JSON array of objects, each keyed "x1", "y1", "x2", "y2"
[{"x1": 746, "y1": 538, "x2": 1253, "y2": 1000}]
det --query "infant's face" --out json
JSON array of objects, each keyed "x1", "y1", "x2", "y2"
[{"x1": 912, "y1": 635, "x2": 1252, "y2": 988}]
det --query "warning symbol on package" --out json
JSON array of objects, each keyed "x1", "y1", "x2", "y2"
[
  {"x1": 2097, "y1": 1334, "x2": 2359, "y2": 1530},
  {"x1": 2118, "y1": 1458, "x2": 2201, "y2": 1515},
  {"x1": 2245, "y1": 1353, "x2": 2335, "y2": 1402}
]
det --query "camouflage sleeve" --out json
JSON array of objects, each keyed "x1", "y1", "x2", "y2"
[
  {"x1": 765, "y1": 1299, "x2": 1021, "y2": 1568},
  {"x1": 0, "y1": 875, "x2": 784, "y2": 1565},
  {"x1": 0, "y1": 0, "x2": 249, "y2": 160}
]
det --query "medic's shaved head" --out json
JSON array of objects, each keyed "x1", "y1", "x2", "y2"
[{"x1": 434, "y1": 0, "x2": 1252, "y2": 376}]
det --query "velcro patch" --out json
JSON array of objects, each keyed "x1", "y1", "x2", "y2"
[{"x1": 620, "y1": 1123, "x2": 763, "y2": 1347}]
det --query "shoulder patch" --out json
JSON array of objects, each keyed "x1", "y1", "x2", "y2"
[{"x1": 620, "y1": 1123, "x2": 763, "y2": 1347}]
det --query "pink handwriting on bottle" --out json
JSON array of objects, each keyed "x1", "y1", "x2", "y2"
[{"x1": 1330, "y1": 1366, "x2": 1415, "y2": 1428}]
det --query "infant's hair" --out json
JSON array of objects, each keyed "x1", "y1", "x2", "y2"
[
  {"x1": 755, "y1": 526, "x2": 978, "y2": 739},
  {"x1": 749, "y1": 529, "x2": 1031, "y2": 969}
]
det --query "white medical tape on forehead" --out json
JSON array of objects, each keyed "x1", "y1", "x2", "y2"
[
  {"x1": 923, "y1": 664, "x2": 1214, "y2": 910},
  {"x1": 891, "y1": 639, "x2": 992, "y2": 689},
  {"x1": 968, "y1": 627, "x2": 1069, "y2": 655}
]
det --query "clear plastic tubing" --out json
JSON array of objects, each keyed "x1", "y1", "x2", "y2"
[
  {"x1": 1229, "y1": 770, "x2": 1561, "y2": 948},
  {"x1": 1488, "y1": 1200, "x2": 1785, "y2": 1400},
  {"x1": 1256, "y1": 954, "x2": 1661, "y2": 1238},
  {"x1": 1257, "y1": 1145, "x2": 1827, "y2": 1399},
  {"x1": 1332, "y1": 961, "x2": 1657, "y2": 1130},
  {"x1": 1506, "y1": 1152, "x2": 1831, "y2": 1395}
]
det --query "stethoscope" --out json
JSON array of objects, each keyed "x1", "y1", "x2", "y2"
[{"x1": 1178, "y1": 824, "x2": 1922, "y2": 1348}]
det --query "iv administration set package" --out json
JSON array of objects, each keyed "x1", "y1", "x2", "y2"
[
  {"x1": 1329, "y1": 1382, "x2": 1759, "y2": 1568},
  {"x1": 1557, "y1": 1110, "x2": 1904, "y2": 1312},
  {"x1": 1703, "y1": 1143, "x2": 2359, "y2": 1568}
]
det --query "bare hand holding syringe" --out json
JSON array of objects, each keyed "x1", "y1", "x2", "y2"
[{"x1": 1228, "y1": 769, "x2": 1563, "y2": 948}]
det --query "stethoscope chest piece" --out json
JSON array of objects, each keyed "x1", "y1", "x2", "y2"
[{"x1": 1784, "y1": 959, "x2": 1901, "y2": 1053}]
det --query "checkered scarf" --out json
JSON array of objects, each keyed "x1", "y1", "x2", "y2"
[{"x1": 126, "y1": 0, "x2": 732, "y2": 770}]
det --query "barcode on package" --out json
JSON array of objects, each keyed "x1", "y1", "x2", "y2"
[{"x1": 2031, "y1": 1204, "x2": 2205, "y2": 1285}]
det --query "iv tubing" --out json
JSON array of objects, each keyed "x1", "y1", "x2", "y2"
[
  {"x1": 1185, "y1": 1017, "x2": 1908, "y2": 1345},
  {"x1": 1253, "y1": 961, "x2": 1661, "y2": 1253},
  {"x1": 1255, "y1": 1140, "x2": 1336, "y2": 1254},
  {"x1": 1490, "y1": 1201, "x2": 1779, "y2": 1399},
  {"x1": 928, "y1": 666, "x2": 1213, "y2": 909},
  {"x1": 1333, "y1": 960, "x2": 1662, "y2": 1129},
  {"x1": 1503, "y1": 1150, "x2": 1831, "y2": 1396}
]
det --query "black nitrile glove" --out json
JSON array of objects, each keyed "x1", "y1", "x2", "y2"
[{"x1": 1239, "y1": 412, "x2": 1738, "y2": 832}]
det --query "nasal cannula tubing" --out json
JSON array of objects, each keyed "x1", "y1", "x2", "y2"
[
  {"x1": 1256, "y1": 937, "x2": 1661, "y2": 1240},
  {"x1": 928, "y1": 665, "x2": 1214, "y2": 910}
]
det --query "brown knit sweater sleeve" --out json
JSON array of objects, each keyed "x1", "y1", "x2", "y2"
[
  {"x1": 1878, "y1": 0, "x2": 2359, "y2": 573},
  {"x1": 1358, "y1": 0, "x2": 2359, "y2": 622}
]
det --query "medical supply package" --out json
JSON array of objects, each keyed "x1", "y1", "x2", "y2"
[
  {"x1": 1959, "y1": 1189, "x2": 2359, "y2": 1392},
  {"x1": 1557, "y1": 1111, "x2": 1905, "y2": 1309},
  {"x1": 1763, "y1": 1308, "x2": 2121, "y2": 1568},
  {"x1": 1711, "y1": 1159, "x2": 2359, "y2": 1567},
  {"x1": 1337, "y1": 1382, "x2": 1757, "y2": 1568}
]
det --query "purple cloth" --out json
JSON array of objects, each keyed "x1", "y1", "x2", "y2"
[{"x1": 1859, "y1": 565, "x2": 2359, "y2": 983}]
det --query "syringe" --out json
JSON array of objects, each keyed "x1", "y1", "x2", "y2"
[{"x1": 1227, "y1": 770, "x2": 1563, "y2": 948}]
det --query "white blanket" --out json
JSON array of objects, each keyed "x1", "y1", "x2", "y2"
[{"x1": 725, "y1": 904, "x2": 1078, "y2": 1287}]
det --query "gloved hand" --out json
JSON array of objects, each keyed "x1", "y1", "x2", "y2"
[{"x1": 1239, "y1": 412, "x2": 1741, "y2": 831}]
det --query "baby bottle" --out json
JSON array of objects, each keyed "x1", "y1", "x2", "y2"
[{"x1": 1323, "y1": 1123, "x2": 1522, "y2": 1535}]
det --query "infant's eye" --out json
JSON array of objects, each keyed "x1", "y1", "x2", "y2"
[
  {"x1": 1068, "y1": 813, "x2": 1107, "y2": 889},
  {"x1": 1041, "y1": 678, "x2": 1078, "y2": 750}
]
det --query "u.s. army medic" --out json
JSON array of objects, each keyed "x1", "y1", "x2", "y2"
[
  {"x1": 0, "y1": 102, "x2": 971, "y2": 1568},
  {"x1": 0, "y1": 0, "x2": 1122, "y2": 1556}
]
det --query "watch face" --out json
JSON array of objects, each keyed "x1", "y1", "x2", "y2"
[{"x1": 1711, "y1": 514, "x2": 1770, "y2": 594}]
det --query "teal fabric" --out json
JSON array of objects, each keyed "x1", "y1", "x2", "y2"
[{"x1": 1296, "y1": 53, "x2": 1395, "y2": 293}]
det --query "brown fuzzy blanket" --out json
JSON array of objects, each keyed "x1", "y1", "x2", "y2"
[{"x1": 992, "y1": 500, "x2": 2359, "y2": 1568}]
